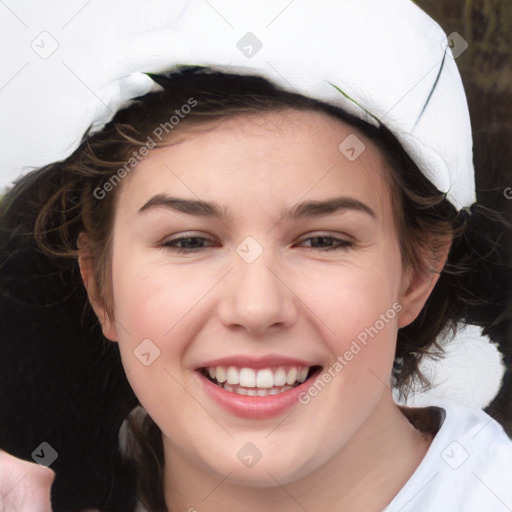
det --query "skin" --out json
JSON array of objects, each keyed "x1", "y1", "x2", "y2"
[
  {"x1": 0, "y1": 450, "x2": 54, "y2": 512},
  {"x1": 0, "y1": 450, "x2": 98, "y2": 512},
  {"x1": 78, "y1": 109, "x2": 450, "y2": 512}
]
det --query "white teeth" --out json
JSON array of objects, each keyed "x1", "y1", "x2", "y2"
[
  {"x1": 256, "y1": 369, "x2": 274, "y2": 388},
  {"x1": 215, "y1": 367, "x2": 227, "y2": 383},
  {"x1": 204, "y1": 364, "x2": 315, "y2": 393},
  {"x1": 239, "y1": 368, "x2": 256, "y2": 387},
  {"x1": 273, "y1": 368, "x2": 287, "y2": 386},
  {"x1": 286, "y1": 367, "x2": 298, "y2": 385},
  {"x1": 226, "y1": 366, "x2": 239, "y2": 385},
  {"x1": 219, "y1": 381, "x2": 299, "y2": 396}
]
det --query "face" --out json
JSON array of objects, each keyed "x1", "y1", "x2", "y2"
[{"x1": 84, "y1": 109, "x2": 433, "y2": 487}]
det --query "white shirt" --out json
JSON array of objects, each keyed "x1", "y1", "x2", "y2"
[
  {"x1": 127, "y1": 402, "x2": 512, "y2": 511},
  {"x1": 384, "y1": 402, "x2": 512, "y2": 511}
]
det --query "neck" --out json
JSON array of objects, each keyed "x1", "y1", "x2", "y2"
[{"x1": 163, "y1": 392, "x2": 433, "y2": 512}]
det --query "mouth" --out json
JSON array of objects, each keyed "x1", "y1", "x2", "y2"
[{"x1": 198, "y1": 364, "x2": 322, "y2": 397}]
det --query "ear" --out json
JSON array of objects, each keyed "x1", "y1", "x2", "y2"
[
  {"x1": 77, "y1": 232, "x2": 119, "y2": 342},
  {"x1": 397, "y1": 234, "x2": 452, "y2": 328}
]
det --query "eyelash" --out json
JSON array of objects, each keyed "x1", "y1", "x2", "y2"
[{"x1": 161, "y1": 235, "x2": 353, "y2": 254}]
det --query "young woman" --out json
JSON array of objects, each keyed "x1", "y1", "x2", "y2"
[{"x1": 1, "y1": 1, "x2": 511, "y2": 511}]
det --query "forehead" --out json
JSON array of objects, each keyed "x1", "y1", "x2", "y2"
[{"x1": 114, "y1": 109, "x2": 393, "y2": 223}]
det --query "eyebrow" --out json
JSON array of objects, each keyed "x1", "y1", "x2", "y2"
[{"x1": 138, "y1": 194, "x2": 376, "y2": 222}]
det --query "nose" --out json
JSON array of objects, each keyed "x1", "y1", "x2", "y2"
[{"x1": 217, "y1": 243, "x2": 298, "y2": 335}]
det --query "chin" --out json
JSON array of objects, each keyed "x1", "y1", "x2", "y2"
[{"x1": 198, "y1": 440, "x2": 324, "y2": 488}]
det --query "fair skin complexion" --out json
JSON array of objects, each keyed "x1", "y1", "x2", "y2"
[
  {"x1": 0, "y1": 450, "x2": 55, "y2": 512},
  {"x1": 77, "y1": 109, "x2": 449, "y2": 512}
]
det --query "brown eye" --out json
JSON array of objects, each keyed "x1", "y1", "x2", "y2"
[
  {"x1": 298, "y1": 236, "x2": 353, "y2": 252},
  {"x1": 162, "y1": 236, "x2": 214, "y2": 254}
]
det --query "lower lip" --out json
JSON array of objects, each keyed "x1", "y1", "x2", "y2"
[{"x1": 195, "y1": 370, "x2": 320, "y2": 419}]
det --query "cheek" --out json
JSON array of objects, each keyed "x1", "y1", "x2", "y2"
[
  {"x1": 291, "y1": 249, "x2": 404, "y2": 386},
  {"x1": 109, "y1": 256, "x2": 208, "y2": 423},
  {"x1": 109, "y1": 249, "x2": 225, "y2": 371},
  {"x1": 115, "y1": 268, "x2": 191, "y2": 332},
  {"x1": 298, "y1": 257, "x2": 402, "y2": 337},
  {"x1": 112, "y1": 234, "x2": 196, "y2": 320}
]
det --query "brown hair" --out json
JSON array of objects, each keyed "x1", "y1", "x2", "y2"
[{"x1": 1, "y1": 68, "x2": 509, "y2": 510}]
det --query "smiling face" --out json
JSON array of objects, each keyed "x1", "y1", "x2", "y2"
[{"x1": 80, "y1": 108, "x2": 440, "y2": 496}]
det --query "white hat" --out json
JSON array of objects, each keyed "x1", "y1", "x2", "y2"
[{"x1": 2, "y1": 0, "x2": 475, "y2": 210}]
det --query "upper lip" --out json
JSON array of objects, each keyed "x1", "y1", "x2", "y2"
[{"x1": 195, "y1": 355, "x2": 319, "y2": 370}]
